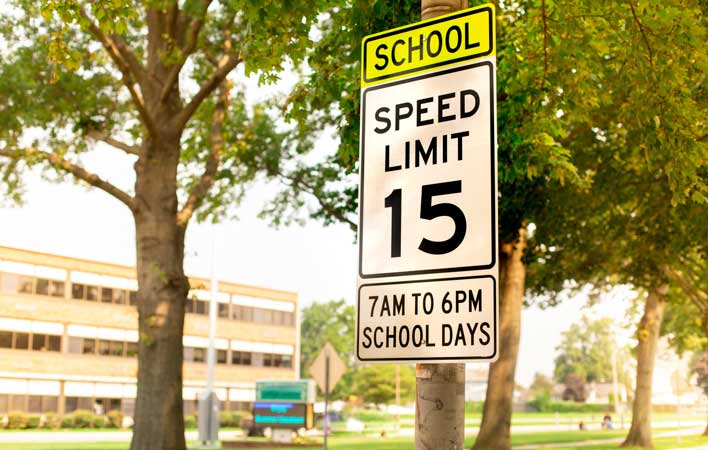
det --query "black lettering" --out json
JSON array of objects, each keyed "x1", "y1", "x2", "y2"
[
  {"x1": 374, "y1": 44, "x2": 389, "y2": 70},
  {"x1": 374, "y1": 107, "x2": 391, "y2": 134},
  {"x1": 412, "y1": 325, "x2": 423, "y2": 346},
  {"x1": 386, "y1": 326, "x2": 396, "y2": 348},
  {"x1": 374, "y1": 327, "x2": 384, "y2": 348},
  {"x1": 408, "y1": 34, "x2": 424, "y2": 63},
  {"x1": 445, "y1": 25, "x2": 462, "y2": 53},
  {"x1": 456, "y1": 290, "x2": 466, "y2": 313},
  {"x1": 423, "y1": 293, "x2": 434, "y2": 314},
  {"x1": 442, "y1": 323, "x2": 452, "y2": 346},
  {"x1": 393, "y1": 294, "x2": 405, "y2": 316},
  {"x1": 427, "y1": 30, "x2": 443, "y2": 57},
  {"x1": 438, "y1": 92, "x2": 456, "y2": 123},
  {"x1": 392, "y1": 39, "x2": 405, "y2": 66},
  {"x1": 425, "y1": 324, "x2": 435, "y2": 347},
  {"x1": 466, "y1": 322, "x2": 479, "y2": 345},
  {"x1": 362, "y1": 327, "x2": 372, "y2": 348},
  {"x1": 442, "y1": 134, "x2": 448, "y2": 163},
  {"x1": 450, "y1": 131, "x2": 469, "y2": 160},
  {"x1": 416, "y1": 96, "x2": 434, "y2": 127},
  {"x1": 395, "y1": 102, "x2": 413, "y2": 131},
  {"x1": 385, "y1": 145, "x2": 401, "y2": 172},
  {"x1": 369, "y1": 296, "x2": 378, "y2": 317},
  {"x1": 479, "y1": 322, "x2": 491, "y2": 345},
  {"x1": 399, "y1": 326, "x2": 410, "y2": 347},
  {"x1": 461, "y1": 89, "x2": 480, "y2": 118},
  {"x1": 415, "y1": 137, "x2": 437, "y2": 167},
  {"x1": 464, "y1": 22, "x2": 481, "y2": 50},
  {"x1": 381, "y1": 296, "x2": 391, "y2": 316},
  {"x1": 413, "y1": 292, "x2": 421, "y2": 314},
  {"x1": 470, "y1": 289, "x2": 482, "y2": 312},
  {"x1": 455, "y1": 323, "x2": 466, "y2": 345}
]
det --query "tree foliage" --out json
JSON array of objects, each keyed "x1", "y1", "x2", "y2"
[
  {"x1": 300, "y1": 300, "x2": 356, "y2": 399},
  {"x1": 352, "y1": 364, "x2": 415, "y2": 405},
  {"x1": 554, "y1": 316, "x2": 631, "y2": 385}
]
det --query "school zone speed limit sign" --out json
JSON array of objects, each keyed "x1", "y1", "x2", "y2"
[{"x1": 356, "y1": 4, "x2": 498, "y2": 363}]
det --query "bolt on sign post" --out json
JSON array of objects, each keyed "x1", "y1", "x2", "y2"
[{"x1": 356, "y1": 2, "x2": 497, "y2": 449}]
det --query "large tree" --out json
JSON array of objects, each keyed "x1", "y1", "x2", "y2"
[
  {"x1": 279, "y1": 2, "x2": 707, "y2": 450},
  {"x1": 0, "y1": 2, "x2": 327, "y2": 450}
]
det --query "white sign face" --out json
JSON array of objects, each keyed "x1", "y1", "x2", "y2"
[
  {"x1": 356, "y1": 5, "x2": 498, "y2": 363},
  {"x1": 359, "y1": 63, "x2": 495, "y2": 278},
  {"x1": 357, "y1": 276, "x2": 496, "y2": 361}
]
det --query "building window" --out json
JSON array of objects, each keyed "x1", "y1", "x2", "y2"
[
  {"x1": 10, "y1": 395, "x2": 25, "y2": 411},
  {"x1": 86, "y1": 285, "x2": 99, "y2": 302},
  {"x1": 193, "y1": 347, "x2": 206, "y2": 363},
  {"x1": 195, "y1": 300, "x2": 207, "y2": 315},
  {"x1": 72, "y1": 283, "x2": 86, "y2": 300},
  {"x1": 101, "y1": 288, "x2": 113, "y2": 303},
  {"x1": 0, "y1": 331, "x2": 12, "y2": 348},
  {"x1": 14, "y1": 332, "x2": 29, "y2": 350},
  {"x1": 65, "y1": 397, "x2": 78, "y2": 413},
  {"x1": 232, "y1": 305, "x2": 253, "y2": 322},
  {"x1": 129, "y1": 291, "x2": 138, "y2": 306},
  {"x1": 110, "y1": 341, "x2": 124, "y2": 357},
  {"x1": 113, "y1": 289, "x2": 126, "y2": 305},
  {"x1": 217, "y1": 349, "x2": 228, "y2": 364},
  {"x1": 98, "y1": 340, "x2": 111, "y2": 356},
  {"x1": 35, "y1": 278, "x2": 49, "y2": 296},
  {"x1": 27, "y1": 396, "x2": 42, "y2": 413},
  {"x1": 32, "y1": 333, "x2": 48, "y2": 351},
  {"x1": 126, "y1": 342, "x2": 138, "y2": 357},
  {"x1": 33, "y1": 278, "x2": 63, "y2": 297},
  {"x1": 0, "y1": 394, "x2": 8, "y2": 414},
  {"x1": 263, "y1": 353, "x2": 273, "y2": 367},
  {"x1": 68, "y1": 337, "x2": 82, "y2": 354},
  {"x1": 231, "y1": 351, "x2": 251, "y2": 366},
  {"x1": 83, "y1": 338, "x2": 96, "y2": 354},
  {"x1": 218, "y1": 303, "x2": 229, "y2": 318},
  {"x1": 251, "y1": 352, "x2": 263, "y2": 367}
]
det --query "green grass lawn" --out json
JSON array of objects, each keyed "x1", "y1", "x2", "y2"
[{"x1": 0, "y1": 431, "x2": 706, "y2": 450}]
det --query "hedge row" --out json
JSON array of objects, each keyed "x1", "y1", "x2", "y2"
[{"x1": 1, "y1": 410, "x2": 124, "y2": 429}]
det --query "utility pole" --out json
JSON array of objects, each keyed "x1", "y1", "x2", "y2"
[{"x1": 415, "y1": 6, "x2": 469, "y2": 450}]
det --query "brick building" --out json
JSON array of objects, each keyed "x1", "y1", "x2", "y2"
[{"x1": 0, "y1": 246, "x2": 299, "y2": 417}]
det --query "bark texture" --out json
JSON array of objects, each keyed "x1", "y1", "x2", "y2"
[
  {"x1": 620, "y1": 289, "x2": 666, "y2": 449},
  {"x1": 472, "y1": 229, "x2": 527, "y2": 450},
  {"x1": 415, "y1": 364, "x2": 466, "y2": 450}
]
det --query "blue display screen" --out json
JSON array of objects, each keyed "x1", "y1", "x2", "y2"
[{"x1": 253, "y1": 402, "x2": 308, "y2": 428}]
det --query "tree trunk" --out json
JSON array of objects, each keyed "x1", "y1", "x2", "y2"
[
  {"x1": 130, "y1": 130, "x2": 190, "y2": 450},
  {"x1": 472, "y1": 228, "x2": 527, "y2": 450},
  {"x1": 620, "y1": 288, "x2": 666, "y2": 449},
  {"x1": 415, "y1": 364, "x2": 465, "y2": 450}
]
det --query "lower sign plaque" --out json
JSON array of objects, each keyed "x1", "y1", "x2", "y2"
[{"x1": 356, "y1": 276, "x2": 497, "y2": 362}]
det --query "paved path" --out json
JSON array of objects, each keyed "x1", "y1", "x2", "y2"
[{"x1": 511, "y1": 427, "x2": 705, "y2": 449}]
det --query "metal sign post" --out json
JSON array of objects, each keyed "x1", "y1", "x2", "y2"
[{"x1": 323, "y1": 354, "x2": 329, "y2": 450}]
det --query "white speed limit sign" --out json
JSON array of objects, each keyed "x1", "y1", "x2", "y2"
[{"x1": 356, "y1": 5, "x2": 498, "y2": 363}]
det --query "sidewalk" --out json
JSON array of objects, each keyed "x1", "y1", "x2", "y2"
[{"x1": 511, "y1": 427, "x2": 705, "y2": 450}]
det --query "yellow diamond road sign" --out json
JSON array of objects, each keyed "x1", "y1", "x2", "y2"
[{"x1": 309, "y1": 343, "x2": 346, "y2": 394}]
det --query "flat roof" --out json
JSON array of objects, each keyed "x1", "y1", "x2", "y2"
[{"x1": 0, "y1": 245, "x2": 297, "y2": 303}]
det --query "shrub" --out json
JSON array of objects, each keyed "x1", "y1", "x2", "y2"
[
  {"x1": 7, "y1": 412, "x2": 28, "y2": 429},
  {"x1": 72, "y1": 409, "x2": 95, "y2": 428},
  {"x1": 219, "y1": 411, "x2": 233, "y2": 427},
  {"x1": 526, "y1": 399, "x2": 609, "y2": 413},
  {"x1": 351, "y1": 409, "x2": 390, "y2": 423},
  {"x1": 94, "y1": 416, "x2": 106, "y2": 428},
  {"x1": 106, "y1": 410, "x2": 124, "y2": 429},
  {"x1": 230, "y1": 411, "x2": 248, "y2": 428},
  {"x1": 184, "y1": 415, "x2": 197, "y2": 429},
  {"x1": 43, "y1": 413, "x2": 62, "y2": 429},
  {"x1": 464, "y1": 402, "x2": 485, "y2": 414},
  {"x1": 61, "y1": 415, "x2": 75, "y2": 428},
  {"x1": 26, "y1": 415, "x2": 41, "y2": 429}
]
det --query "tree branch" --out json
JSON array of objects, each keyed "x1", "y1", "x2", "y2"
[
  {"x1": 540, "y1": 0, "x2": 549, "y2": 91},
  {"x1": 176, "y1": 83, "x2": 227, "y2": 227},
  {"x1": 0, "y1": 147, "x2": 135, "y2": 211},
  {"x1": 160, "y1": 0, "x2": 214, "y2": 103},
  {"x1": 174, "y1": 52, "x2": 241, "y2": 130},
  {"x1": 627, "y1": 0, "x2": 654, "y2": 68},
  {"x1": 278, "y1": 170, "x2": 357, "y2": 232},
  {"x1": 81, "y1": 9, "x2": 157, "y2": 135},
  {"x1": 86, "y1": 130, "x2": 140, "y2": 155}
]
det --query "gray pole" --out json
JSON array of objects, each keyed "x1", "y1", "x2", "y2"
[
  {"x1": 416, "y1": 3, "x2": 468, "y2": 450},
  {"x1": 323, "y1": 354, "x2": 330, "y2": 450}
]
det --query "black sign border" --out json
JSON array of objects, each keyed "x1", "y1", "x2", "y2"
[
  {"x1": 358, "y1": 61, "x2": 497, "y2": 279},
  {"x1": 356, "y1": 275, "x2": 497, "y2": 362},
  {"x1": 362, "y1": 6, "x2": 494, "y2": 85}
]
